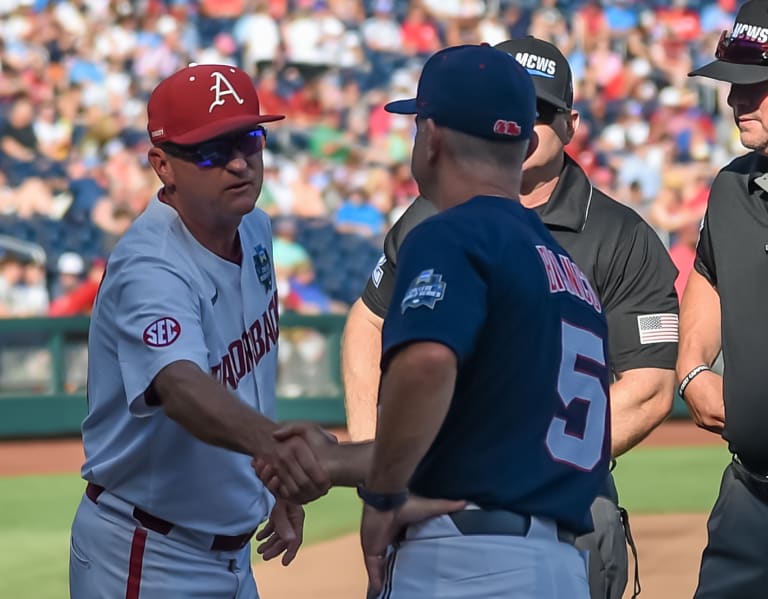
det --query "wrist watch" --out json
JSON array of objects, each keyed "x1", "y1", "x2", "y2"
[{"x1": 357, "y1": 484, "x2": 408, "y2": 512}]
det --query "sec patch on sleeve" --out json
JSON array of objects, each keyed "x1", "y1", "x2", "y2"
[
  {"x1": 143, "y1": 317, "x2": 181, "y2": 347},
  {"x1": 401, "y1": 269, "x2": 446, "y2": 313}
]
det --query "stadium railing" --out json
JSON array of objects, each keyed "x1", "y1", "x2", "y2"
[{"x1": 0, "y1": 313, "x2": 347, "y2": 439}]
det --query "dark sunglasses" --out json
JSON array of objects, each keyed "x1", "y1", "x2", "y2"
[
  {"x1": 715, "y1": 29, "x2": 768, "y2": 65},
  {"x1": 536, "y1": 102, "x2": 569, "y2": 125},
  {"x1": 161, "y1": 127, "x2": 267, "y2": 168}
]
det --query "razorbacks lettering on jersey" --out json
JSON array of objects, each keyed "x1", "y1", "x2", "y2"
[
  {"x1": 81, "y1": 197, "x2": 278, "y2": 536},
  {"x1": 382, "y1": 195, "x2": 611, "y2": 534}
]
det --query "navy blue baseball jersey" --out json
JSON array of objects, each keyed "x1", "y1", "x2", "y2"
[{"x1": 382, "y1": 195, "x2": 611, "y2": 534}]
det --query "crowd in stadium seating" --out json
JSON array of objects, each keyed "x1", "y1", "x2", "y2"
[{"x1": 0, "y1": 0, "x2": 743, "y2": 318}]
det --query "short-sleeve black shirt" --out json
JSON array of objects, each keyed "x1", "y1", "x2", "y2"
[
  {"x1": 694, "y1": 152, "x2": 768, "y2": 469},
  {"x1": 362, "y1": 155, "x2": 679, "y2": 376}
]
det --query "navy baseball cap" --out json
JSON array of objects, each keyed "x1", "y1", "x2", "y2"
[
  {"x1": 689, "y1": 0, "x2": 768, "y2": 84},
  {"x1": 385, "y1": 44, "x2": 536, "y2": 141},
  {"x1": 495, "y1": 37, "x2": 573, "y2": 110}
]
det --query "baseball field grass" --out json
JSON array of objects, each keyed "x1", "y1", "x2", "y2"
[{"x1": 0, "y1": 444, "x2": 730, "y2": 599}]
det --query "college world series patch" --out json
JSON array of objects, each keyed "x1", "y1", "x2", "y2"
[
  {"x1": 401, "y1": 269, "x2": 446, "y2": 313},
  {"x1": 253, "y1": 244, "x2": 273, "y2": 292}
]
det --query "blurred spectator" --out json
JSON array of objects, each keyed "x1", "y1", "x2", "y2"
[
  {"x1": 48, "y1": 256, "x2": 105, "y2": 316},
  {"x1": 273, "y1": 218, "x2": 312, "y2": 273},
  {"x1": 287, "y1": 157, "x2": 330, "y2": 217},
  {"x1": 258, "y1": 151, "x2": 295, "y2": 216},
  {"x1": 334, "y1": 187, "x2": 385, "y2": 238},
  {"x1": 621, "y1": 180, "x2": 654, "y2": 222},
  {"x1": 361, "y1": 0, "x2": 405, "y2": 85},
  {"x1": 0, "y1": 95, "x2": 43, "y2": 185},
  {"x1": 400, "y1": 4, "x2": 441, "y2": 57},
  {"x1": 602, "y1": 0, "x2": 640, "y2": 40},
  {"x1": 198, "y1": 0, "x2": 245, "y2": 48},
  {"x1": 573, "y1": 0, "x2": 609, "y2": 53},
  {"x1": 281, "y1": 1, "x2": 344, "y2": 79},
  {"x1": 34, "y1": 101, "x2": 72, "y2": 162},
  {"x1": 421, "y1": 0, "x2": 485, "y2": 20},
  {"x1": 529, "y1": 0, "x2": 571, "y2": 51},
  {"x1": 503, "y1": 3, "x2": 532, "y2": 40},
  {"x1": 233, "y1": 0, "x2": 281, "y2": 74},
  {"x1": 648, "y1": 170, "x2": 708, "y2": 248},
  {"x1": 0, "y1": 253, "x2": 25, "y2": 316},
  {"x1": 49, "y1": 250, "x2": 84, "y2": 301},
  {"x1": 284, "y1": 261, "x2": 348, "y2": 314},
  {"x1": 14, "y1": 257, "x2": 50, "y2": 316},
  {"x1": 668, "y1": 220, "x2": 700, "y2": 301}
]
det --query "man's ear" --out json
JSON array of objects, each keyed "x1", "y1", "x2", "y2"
[
  {"x1": 425, "y1": 118, "x2": 442, "y2": 164},
  {"x1": 564, "y1": 110, "x2": 579, "y2": 144},
  {"x1": 148, "y1": 146, "x2": 174, "y2": 186},
  {"x1": 525, "y1": 131, "x2": 539, "y2": 159}
]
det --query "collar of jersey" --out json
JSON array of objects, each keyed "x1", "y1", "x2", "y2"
[
  {"x1": 533, "y1": 154, "x2": 592, "y2": 232},
  {"x1": 747, "y1": 152, "x2": 768, "y2": 196}
]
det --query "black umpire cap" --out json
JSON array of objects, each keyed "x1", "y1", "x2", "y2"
[
  {"x1": 690, "y1": 0, "x2": 768, "y2": 84},
  {"x1": 495, "y1": 36, "x2": 574, "y2": 110}
]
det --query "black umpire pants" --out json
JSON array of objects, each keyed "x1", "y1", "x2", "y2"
[
  {"x1": 694, "y1": 459, "x2": 768, "y2": 599},
  {"x1": 575, "y1": 473, "x2": 633, "y2": 599}
]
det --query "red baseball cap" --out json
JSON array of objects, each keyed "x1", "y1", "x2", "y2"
[{"x1": 147, "y1": 63, "x2": 285, "y2": 145}]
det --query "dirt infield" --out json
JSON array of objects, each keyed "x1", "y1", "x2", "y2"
[{"x1": 0, "y1": 420, "x2": 722, "y2": 599}]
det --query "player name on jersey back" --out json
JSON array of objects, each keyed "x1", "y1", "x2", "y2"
[{"x1": 536, "y1": 245, "x2": 602, "y2": 314}]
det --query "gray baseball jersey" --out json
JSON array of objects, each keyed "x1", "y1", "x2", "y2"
[{"x1": 81, "y1": 196, "x2": 278, "y2": 536}]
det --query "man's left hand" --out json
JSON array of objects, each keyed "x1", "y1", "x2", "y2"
[
  {"x1": 361, "y1": 496, "x2": 467, "y2": 599},
  {"x1": 255, "y1": 500, "x2": 305, "y2": 566}
]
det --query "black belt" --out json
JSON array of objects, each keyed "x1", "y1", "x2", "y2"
[
  {"x1": 732, "y1": 456, "x2": 768, "y2": 504},
  {"x1": 86, "y1": 483, "x2": 255, "y2": 551},
  {"x1": 448, "y1": 509, "x2": 577, "y2": 545}
]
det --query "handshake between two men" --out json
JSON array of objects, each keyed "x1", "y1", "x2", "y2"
[{"x1": 250, "y1": 422, "x2": 465, "y2": 598}]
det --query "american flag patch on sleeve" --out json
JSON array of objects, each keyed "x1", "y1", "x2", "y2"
[{"x1": 637, "y1": 313, "x2": 679, "y2": 344}]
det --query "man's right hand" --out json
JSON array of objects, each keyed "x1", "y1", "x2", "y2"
[
  {"x1": 254, "y1": 422, "x2": 339, "y2": 503},
  {"x1": 682, "y1": 370, "x2": 725, "y2": 434},
  {"x1": 256, "y1": 428, "x2": 334, "y2": 504}
]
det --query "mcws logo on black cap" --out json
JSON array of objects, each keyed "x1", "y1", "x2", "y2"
[
  {"x1": 511, "y1": 52, "x2": 557, "y2": 79},
  {"x1": 733, "y1": 21, "x2": 768, "y2": 43}
]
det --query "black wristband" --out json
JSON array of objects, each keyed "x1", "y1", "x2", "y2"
[
  {"x1": 678, "y1": 364, "x2": 711, "y2": 398},
  {"x1": 357, "y1": 485, "x2": 408, "y2": 512}
]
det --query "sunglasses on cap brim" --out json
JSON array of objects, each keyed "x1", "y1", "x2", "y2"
[
  {"x1": 715, "y1": 29, "x2": 768, "y2": 66},
  {"x1": 536, "y1": 102, "x2": 570, "y2": 125},
  {"x1": 161, "y1": 127, "x2": 267, "y2": 168}
]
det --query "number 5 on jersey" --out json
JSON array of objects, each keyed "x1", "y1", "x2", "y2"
[{"x1": 546, "y1": 321, "x2": 609, "y2": 471}]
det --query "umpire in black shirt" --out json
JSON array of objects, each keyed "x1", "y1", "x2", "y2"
[
  {"x1": 342, "y1": 37, "x2": 679, "y2": 599},
  {"x1": 682, "y1": 1, "x2": 768, "y2": 597}
]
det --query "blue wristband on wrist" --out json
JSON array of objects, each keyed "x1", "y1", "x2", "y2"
[{"x1": 357, "y1": 485, "x2": 408, "y2": 512}]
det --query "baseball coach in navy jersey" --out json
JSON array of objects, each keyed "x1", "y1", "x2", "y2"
[
  {"x1": 254, "y1": 43, "x2": 614, "y2": 599},
  {"x1": 342, "y1": 36, "x2": 680, "y2": 599},
  {"x1": 359, "y1": 43, "x2": 610, "y2": 599}
]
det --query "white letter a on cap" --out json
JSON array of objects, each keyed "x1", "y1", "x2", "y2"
[{"x1": 209, "y1": 72, "x2": 245, "y2": 113}]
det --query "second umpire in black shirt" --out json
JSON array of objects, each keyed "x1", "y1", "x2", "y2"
[
  {"x1": 342, "y1": 37, "x2": 679, "y2": 599},
  {"x1": 680, "y1": 2, "x2": 768, "y2": 596}
]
